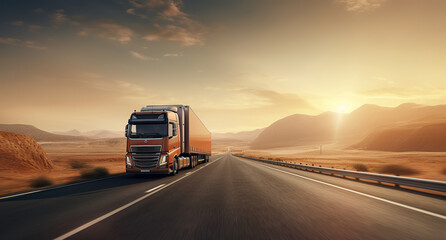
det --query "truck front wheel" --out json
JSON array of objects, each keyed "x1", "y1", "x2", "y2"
[{"x1": 171, "y1": 160, "x2": 178, "y2": 175}]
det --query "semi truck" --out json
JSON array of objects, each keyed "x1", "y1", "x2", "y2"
[{"x1": 125, "y1": 105, "x2": 211, "y2": 175}]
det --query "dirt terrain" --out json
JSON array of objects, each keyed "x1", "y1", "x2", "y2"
[
  {"x1": 235, "y1": 146, "x2": 446, "y2": 182},
  {"x1": 0, "y1": 131, "x2": 54, "y2": 171},
  {"x1": 0, "y1": 138, "x2": 126, "y2": 196}
]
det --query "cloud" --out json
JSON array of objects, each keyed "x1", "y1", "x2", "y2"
[
  {"x1": 144, "y1": 24, "x2": 204, "y2": 46},
  {"x1": 80, "y1": 23, "x2": 134, "y2": 43},
  {"x1": 129, "y1": 0, "x2": 185, "y2": 20},
  {"x1": 336, "y1": 0, "x2": 387, "y2": 12},
  {"x1": 246, "y1": 89, "x2": 316, "y2": 111},
  {"x1": 198, "y1": 87, "x2": 316, "y2": 112},
  {"x1": 33, "y1": 8, "x2": 45, "y2": 13},
  {"x1": 0, "y1": 37, "x2": 47, "y2": 50},
  {"x1": 28, "y1": 25, "x2": 43, "y2": 32},
  {"x1": 52, "y1": 9, "x2": 69, "y2": 25},
  {"x1": 51, "y1": 9, "x2": 79, "y2": 26},
  {"x1": 357, "y1": 87, "x2": 446, "y2": 99},
  {"x1": 126, "y1": 8, "x2": 137, "y2": 15},
  {"x1": 81, "y1": 74, "x2": 166, "y2": 102},
  {"x1": 11, "y1": 21, "x2": 43, "y2": 32},
  {"x1": 130, "y1": 50, "x2": 159, "y2": 60},
  {"x1": 126, "y1": 8, "x2": 148, "y2": 18},
  {"x1": 163, "y1": 53, "x2": 181, "y2": 56},
  {"x1": 97, "y1": 23, "x2": 133, "y2": 43},
  {"x1": 129, "y1": 0, "x2": 206, "y2": 46},
  {"x1": 11, "y1": 21, "x2": 24, "y2": 26}
]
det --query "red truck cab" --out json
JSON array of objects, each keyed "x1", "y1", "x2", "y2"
[{"x1": 125, "y1": 105, "x2": 211, "y2": 175}]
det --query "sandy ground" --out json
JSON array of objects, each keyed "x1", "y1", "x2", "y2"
[
  {"x1": 0, "y1": 140, "x2": 126, "y2": 196},
  {"x1": 228, "y1": 143, "x2": 446, "y2": 182}
]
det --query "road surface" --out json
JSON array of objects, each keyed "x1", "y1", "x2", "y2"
[{"x1": 0, "y1": 153, "x2": 445, "y2": 239}]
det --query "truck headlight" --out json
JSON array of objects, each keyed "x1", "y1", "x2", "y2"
[
  {"x1": 159, "y1": 155, "x2": 168, "y2": 166},
  {"x1": 126, "y1": 155, "x2": 132, "y2": 166}
]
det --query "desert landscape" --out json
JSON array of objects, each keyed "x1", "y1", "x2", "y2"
[
  {"x1": 0, "y1": 125, "x2": 126, "y2": 195},
  {"x1": 213, "y1": 103, "x2": 446, "y2": 182},
  {"x1": 1, "y1": 103, "x2": 446, "y2": 195}
]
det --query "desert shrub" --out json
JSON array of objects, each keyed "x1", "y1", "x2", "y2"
[
  {"x1": 275, "y1": 158, "x2": 281, "y2": 161},
  {"x1": 30, "y1": 176, "x2": 53, "y2": 188},
  {"x1": 69, "y1": 160, "x2": 88, "y2": 169},
  {"x1": 81, "y1": 167, "x2": 109, "y2": 179},
  {"x1": 353, "y1": 163, "x2": 369, "y2": 172},
  {"x1": 378, "y1": 164, "x2": 419, "y2": 176}
]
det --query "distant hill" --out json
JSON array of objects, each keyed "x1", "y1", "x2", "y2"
[
  {"x1": 0, "y1": 131, "x2": 54, "y2": 171},
  {"x1": 0, "y1": 124, "x2": 90, "y2": 142},
  {"x1": 251, "y1": 103, "x2": 446, "y2": 151},
  {"x1": 250, "y1": 112, "x2": 339, "y2": 149},
  {"x1": 354, "y1": 123, "x2": 446, "y2": 152},
  {"x1": 212, "y1": 128, "x2": 264, "y2": 142},
  {"x1": 53, "y1": 129, "x2": 123, "y2": 139},
  {"x1": 341, "y1": 103, "x2": 446, "y2": 138}
]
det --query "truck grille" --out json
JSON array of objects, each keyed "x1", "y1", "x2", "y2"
[
  {"x1": 132, "y1": 153, "x2": 160, "y2": 169},
  {"x1": 130, "y1": 145, "x2": 162, "y2": 153}
]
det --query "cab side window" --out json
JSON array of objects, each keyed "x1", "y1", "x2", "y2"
[{"x1": 169, "y1": 122, "x2": 177, "y2": 138}]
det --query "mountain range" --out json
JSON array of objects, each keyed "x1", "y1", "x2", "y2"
[
  {"x1": 52, "y1": 129, "x2": 123, "y2": 139},
  {"x1": 251, "y1": 103, "x2": 446, "y2": 152}
]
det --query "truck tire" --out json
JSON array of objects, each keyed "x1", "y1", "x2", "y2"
[
  {"x1": 171, "y1": 160, "x2": 178, "y2": 175},
  {"x1": 189, "y1": 156, "x2": 194, "y2": 169}
]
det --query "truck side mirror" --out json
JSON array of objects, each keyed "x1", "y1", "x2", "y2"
[
  {"x1": 173, "y1": 125, "x2": 177, "y2": 136},
  {"x1": 125, "y1": 124, "x2": 129, "y2": 137}
]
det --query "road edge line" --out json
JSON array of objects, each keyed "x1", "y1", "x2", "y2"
[{"x1": 239, "y1": 156, "x2": 446, "y2": 220}]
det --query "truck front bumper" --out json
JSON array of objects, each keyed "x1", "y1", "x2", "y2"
[{"x1": 126, "y1": 167, "x2": 170, "y2": 174}]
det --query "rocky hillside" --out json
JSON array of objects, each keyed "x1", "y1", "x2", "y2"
[
  {"x1": 0, "y1": 131, "x2": 54, "y2": 171},
  {"x1": 354, "y1": 123, "x2": 446, "y2": 152}
]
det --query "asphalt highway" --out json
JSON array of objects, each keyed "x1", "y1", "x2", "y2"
[{"x1": 0, "y1": 153, "x2": 445, "y2": 239}]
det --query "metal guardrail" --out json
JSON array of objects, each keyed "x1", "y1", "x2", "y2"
[{"x1": 236, "y1": 155, "x2": 446, "y2": 193}]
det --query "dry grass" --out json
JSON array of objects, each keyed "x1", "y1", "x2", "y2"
[
  {"x1": 378, "y1": 164, "x2": 419, "y2": 176},
  {"x1": 353, "y1": 163, "x2": 369, "y2": 172},
  {"x1": 29, "y1": 176, "x2": 53, "y2": 188},
  {"x1": 80, "y1": 167, "x2": 109, "y2": 179},
  {"x1": 69, "y1": 160, "x2": 89, "y2": 169}
]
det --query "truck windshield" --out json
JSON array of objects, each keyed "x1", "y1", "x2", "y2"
[{"x1": 129, "y1": 124, "x2": 167, "y2": 138}]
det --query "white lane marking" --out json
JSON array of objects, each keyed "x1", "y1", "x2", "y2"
[
  {"x1": 0, "y1": 174, "x2": 124, "y2": 200},
  {"x1": 54, "y1": 156, "x2": 222, "y2": 240},
  {"x1": 145, "y1": 184, "x2": 165, "y2": 193},
  {"x1": 242, "y1": 158, "x2": 446, "y2": 221}
]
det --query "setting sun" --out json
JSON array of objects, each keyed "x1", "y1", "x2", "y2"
[{"x1": 337, "y1": 104, "x2": 347, "y2": 113}]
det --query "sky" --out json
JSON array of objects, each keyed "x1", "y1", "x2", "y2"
[{"x1": 0, "y1": 0, "x2": 446, "y2": 133}]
